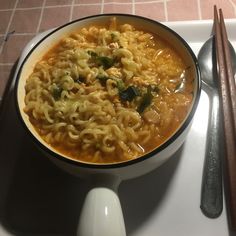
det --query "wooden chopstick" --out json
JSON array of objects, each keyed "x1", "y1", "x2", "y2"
[
  {"x1": 219, "y1": 9, "x2": 236, "y2": 127},
  {"x1": 214, "y1": 5, "x2": 236, "y2": 231}
]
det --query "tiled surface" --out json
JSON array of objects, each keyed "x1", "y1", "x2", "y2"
[
  {"x1": 17, "y1": 0, "x2": 44, "y2": 8},
  {"x1": 167, "y1": 0, "x2": 199, "y2": 21},
  {"x1": 135, "y1": 2, "x2": 165, "y2": 21},
  {"x1": 39, "y1": 6, "x2": 71, "y2": 32},
  {"x1": 103, "y1": 3, "x2": 133, "y2": 14},
  {"x1": 0, "y1": 34, "x2": 34, "y2": 63},
  {"x1": 0, "y1": 10, "x2": 11, "y2": 34},
  {"x1": 72, "y1": 5, "x2": 101, "y2": 20},
  {"x1": 9, "y1": 8, "x2": 41, "y2": 33},
  {"x1": 200, "y1": 0, "x2": 236, "y2": 19},
  {"x1": 45, "y1": 0, "x2": 73, "y2": 6},
  {"x1": 0, "y1": 0, "x2": 236, "y2": 100},
  {"x1": 0, "y1": 0, "x2": 16, "y2": 9}
]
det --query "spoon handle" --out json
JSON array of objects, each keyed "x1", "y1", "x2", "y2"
[{"x1": 200, "y1": 92, "x2": 223, "y2": 218}]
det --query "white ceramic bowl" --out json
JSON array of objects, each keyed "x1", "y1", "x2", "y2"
[{"x1": 15, "y1": 14, "x2": 201, "y2": 236}]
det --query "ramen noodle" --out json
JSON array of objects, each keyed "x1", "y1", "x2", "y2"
[{"x1": 24, "y1": 18, "x2": 194, "y2": 164}]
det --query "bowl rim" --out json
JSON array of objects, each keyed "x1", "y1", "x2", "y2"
[{"x1": 15, "y1": 13, "x2": 201, "y2": 169}]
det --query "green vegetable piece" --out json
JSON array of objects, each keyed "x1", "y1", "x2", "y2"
[
  {"x1": 116, "y1": 79, "x2": 125, "y2": 92},
  {"x1": 111, "y1": 33, "x2": 116, "y2": 41},
  {"x1": 87, "y1": 50, "x2": 97, "y2": 57},
  {"x1": 96, "y1": 75, "x2": 110, "y2": 86},
  {"x1": 96, "y1": 56, "x2": 115, "y2": 69},
  {"x1": 137, "y1": 86, "x2": 153, "y2": 113},
  {"x1": 119, "y1": 86, "x2": 140, "y2": 102},
  {"x1": 52, "y1": 86, "x2": 63, "y2": 100},
  {"x1": 88, "y1": 50, "x2": 115, "y2": 69}
]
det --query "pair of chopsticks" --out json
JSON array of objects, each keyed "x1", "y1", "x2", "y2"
[{"x1": 214, "y1": 6, "x2": 236, "y2": 231}]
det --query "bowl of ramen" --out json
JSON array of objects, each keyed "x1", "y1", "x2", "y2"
[{"x1": 15, "y1": 14, "x2": 201, "y2": 236}]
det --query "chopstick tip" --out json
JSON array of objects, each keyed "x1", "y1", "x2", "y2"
[
  {"x1": 213, "y1": 5, "x2": 219, "y2": 32},
  {"x1": 213, "y1": 5, "x2": 218, "y2": 14},
  {"x1": 219, "y1": 8, "x2": 224, "y2": 20},
  {"x1": 214, "y1": 5, "x2": 219, "y2": 20}
]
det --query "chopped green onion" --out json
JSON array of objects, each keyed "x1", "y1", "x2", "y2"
[
  {"x1": 111, "y1": 33, "x2": 116, "y2": 41},
  {"x1": 96, "y1": 56, "x2": 115, "y2": 69},
  {"x1": 96, "y1": 75, "x2": 110, "y2": 86},
  {"x1": 87, "y1": 50, "x2": 97, "y2": 57},
  {"x1": 116, "y1": 79, "x2": 125, "y2": 92},
  {"x1": 137, "y1": 85, "x2": 153, "y2": 113},
  {"x1": 88, "y1": 50, "x2": 115, "y2": 69},
  {"x1": 119, "y1": 86, "x2": 140, "y2": 102},
  {"x1": 52, "y1": 86, "x2": 63, "y2": 100}
]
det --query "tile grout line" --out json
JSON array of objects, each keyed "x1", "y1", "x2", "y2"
[
  {"x1": 0, "y1": 33, "x2": 35, "y2": 36},
  {"x1": 102, "y1": 1, "x2": 164, "y2": 5},
  {"x1": 36, "y1": 0, "x2": 46, "y2": 34},
  {"x1": 101, "y1": 0, "x2": 104, "y2": 14},
  {"x1": 0, "y1": 0, "x2": 19, "y2": 55},
  {"x1": 132, "y1": 0, "x2": 135, "y2": 15},
  {"x1": 197, "y1": 0, "x2": 202, "y2": 20},
  {"x1": 163, "y1": 0, "x2": 168, "y2": 21},
  {"x1": 0, "y1": 5, "x2": 72, "y2": 12},
  {"x1": 101, "y1": 0, "x2": 164, "y2": 3},
  {"x1": 0, "y1": 63, "x2": 14, "y2": 66},
  {"x1": 69, "y1": 0, "x2": 75, "y2": 21}
]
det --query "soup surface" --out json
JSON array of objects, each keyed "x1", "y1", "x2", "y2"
[{"x1": 24, "y1": 18, "x2": 194, "y2": 164}]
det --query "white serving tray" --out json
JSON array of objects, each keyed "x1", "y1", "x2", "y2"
[{"x1": 0, "y1": 19, "x2": 236, "y2": 236}]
